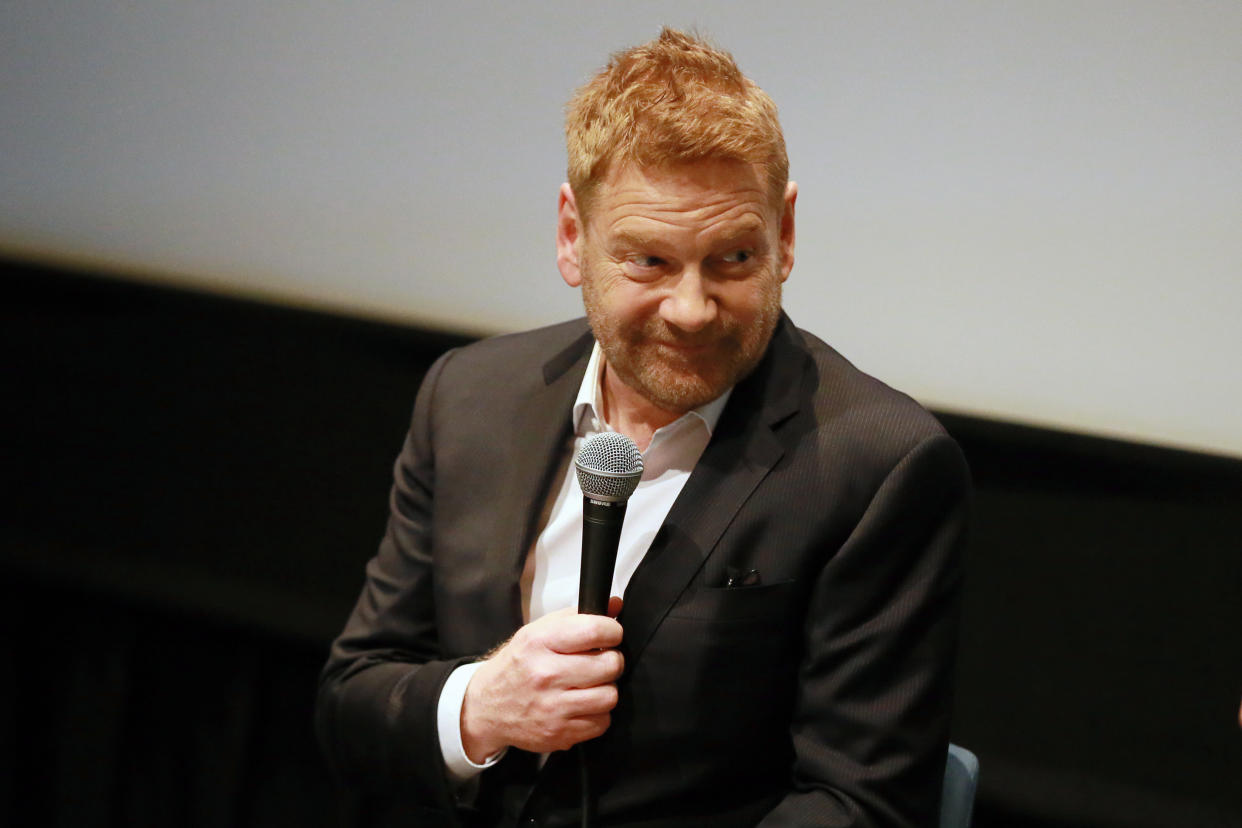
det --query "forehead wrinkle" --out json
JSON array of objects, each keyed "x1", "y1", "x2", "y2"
[
  {"x1": 603, "y1": 182, "x2": 766, "y2": 217},
  {"x1": 601, "y1": 196, "x2": 768, "y2": 237},
  {"x1": 586, "y1": 162, "x2": 776, "y2": 251}
]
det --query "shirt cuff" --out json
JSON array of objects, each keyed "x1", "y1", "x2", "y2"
[{"x1": 437, "y1": 661, "x2": 507, "y2": 783}]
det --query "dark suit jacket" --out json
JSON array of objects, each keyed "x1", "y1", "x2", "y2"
[{"x1": 316, "y1": 314, "x2": 970, "y2": 828}]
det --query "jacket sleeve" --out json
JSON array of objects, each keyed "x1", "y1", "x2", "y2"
[
  {"x1": 760, "y1": 433, "x2": 971, "y2": 828},
  {"x1": 315, "y1": 348, "x2": 472, "y2": 816}
]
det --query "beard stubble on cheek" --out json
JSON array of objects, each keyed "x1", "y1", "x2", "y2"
[{"x1": 582, "y1": 272, "x2": 783, "y2": 414}]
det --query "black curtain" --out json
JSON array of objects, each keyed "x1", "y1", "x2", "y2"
[{"x1": 4, "y1": 260, "x2": 1241, "y2": 827}]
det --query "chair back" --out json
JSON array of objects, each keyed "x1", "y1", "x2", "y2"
[{"x1": 940, "y1": 743, "x2": 979, "y2": 828}]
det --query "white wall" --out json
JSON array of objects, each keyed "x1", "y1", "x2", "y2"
[{"x1": 3, "y1": 1, "x2": 1239, "y2": 457}]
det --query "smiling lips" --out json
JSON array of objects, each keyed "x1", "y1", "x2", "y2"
[
  {"x1": 654, "y1": 338, "x2": 716, "y2": 354},
  {"x1": 644, "y1": 324, "x2": 727, "y2": 353}
]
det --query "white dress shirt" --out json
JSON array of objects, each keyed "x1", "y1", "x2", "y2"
[{"x1": 436, "y1": 343, "x2": 730, "y2": 781}]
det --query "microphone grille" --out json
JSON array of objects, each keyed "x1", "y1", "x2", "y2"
[{"x1": 575, "y1": 432, "x2": 644, "y2": 502}]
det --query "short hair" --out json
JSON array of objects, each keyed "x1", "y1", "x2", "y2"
[{"x1": 565, "y1": 28, "x2": 788, "y2": 213}]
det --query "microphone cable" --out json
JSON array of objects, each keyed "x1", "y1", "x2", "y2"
[{"x1": 571, "y1": 432, "x2": 643, "y2": 828}]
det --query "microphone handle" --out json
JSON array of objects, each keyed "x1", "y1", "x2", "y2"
[{"x1": 578, "y1": 497, "x2": 627, "y2": 615}]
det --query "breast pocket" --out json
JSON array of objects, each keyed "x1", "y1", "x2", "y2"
[{"x1": 666, "y1": 579, "x2": 800, "y2": 627}]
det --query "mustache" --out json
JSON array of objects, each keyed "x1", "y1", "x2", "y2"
[{"x1": 635, "y1": 320, "x2": 740, "y2": 348}]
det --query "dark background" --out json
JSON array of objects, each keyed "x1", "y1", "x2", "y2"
[{"x1": 4, "y1": 258, "x2": 1241, "y2": 827}]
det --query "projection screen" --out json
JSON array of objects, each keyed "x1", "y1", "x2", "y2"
[{"x1": 2, "y1": 1, "x2": 1239, "y2": 457}]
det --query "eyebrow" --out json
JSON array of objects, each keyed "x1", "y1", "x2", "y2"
[
  {"x1": 720, "y1": 218, "x2": 765, "y2": 239},
  {"x1": 611, "y1": 231, "x2": 662, "y2": 251}
]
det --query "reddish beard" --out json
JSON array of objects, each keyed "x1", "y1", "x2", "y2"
[{"x1": 582, "y1": 277, "x2": 783, "y2": 415}]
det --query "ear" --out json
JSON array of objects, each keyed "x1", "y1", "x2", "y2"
[
  {"x1": 556, "y1": 183, "x2": 583, "y2": 287},
  {"x1": 778, "y1": 181, "x2": 797, "y2": 282}
]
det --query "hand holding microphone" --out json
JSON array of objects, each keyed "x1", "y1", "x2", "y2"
[
  {"x1": 461, "y1": 606, "x2": 624, "y2": 759},
  {"x1": 460, "y1": 433, "x2": 642, "y2": 761}
]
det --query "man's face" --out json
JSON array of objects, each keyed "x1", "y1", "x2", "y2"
[{"x1": 557, "y1": 160, "x2": 797, "y2": 416}]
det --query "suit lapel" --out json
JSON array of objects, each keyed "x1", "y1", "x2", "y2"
[
  {"x1": 487, "y1": 325, "x2": 594, "y2": 630},
  {"x1": 619, "y1": 317, "x2": 808, "y2": 664}
]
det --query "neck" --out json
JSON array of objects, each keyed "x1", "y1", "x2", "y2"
[{"x1": 600, "y1": 363, "x2": 682, "y2": 452}]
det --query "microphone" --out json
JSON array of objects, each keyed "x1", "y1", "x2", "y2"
[
  {"x1": 574, "y1": 432, "x2": 644, "y2": 615},
  {"x1": 573, "y1": 432, "x2": 643, "y2": 827}
]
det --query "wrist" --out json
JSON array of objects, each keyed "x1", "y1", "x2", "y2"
[
  {"x1": 438, "y1": 662, "x2": 505, "y2": 782},
  {"x1": 460, "y1": 662, "x2": 508, "y2": 763}
]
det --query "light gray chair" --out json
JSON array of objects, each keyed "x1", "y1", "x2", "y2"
[{"x1": 940, "y1": 743, "x2": 979, "y2": 828}]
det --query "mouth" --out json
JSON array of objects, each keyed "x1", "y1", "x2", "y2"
[{"x1": 654, "y1": 339, "x2": 716, "y2": 356}]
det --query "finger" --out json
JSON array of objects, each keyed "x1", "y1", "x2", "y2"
[
  {"x1": 558, "y1": 648, "x2": 624, "y2": 688},
  {"x1": 556, "y1": 684, "x2": 620, "y2": 718},
  {"x1": 532, "y1": 713, "x2": 612, "y2": 754},
  {"x1": 568, "y1": 712, "x2": 612, "y2": 743},
  {"x1": 544, "y1": 613, "x2": 623, "y2": 654},
  {"x1": 607, "y1": 595, "x2": 624, "y2": 618}
]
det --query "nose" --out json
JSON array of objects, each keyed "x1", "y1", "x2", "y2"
[{"x1": 659, "y1": 268, "x2": 717, "y2": 332}]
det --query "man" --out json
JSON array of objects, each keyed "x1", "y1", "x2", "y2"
[{"x1": 317, "y1": 29, "x2": 969, "y2": 827}]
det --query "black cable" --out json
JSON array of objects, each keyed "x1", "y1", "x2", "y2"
[{"x1": 577, "y1": 743, "x2": 594, "y2": 828}]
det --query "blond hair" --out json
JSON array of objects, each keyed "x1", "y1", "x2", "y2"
[{"x1": 565, "y1": 28, "x2": 788, "y2": 212}]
